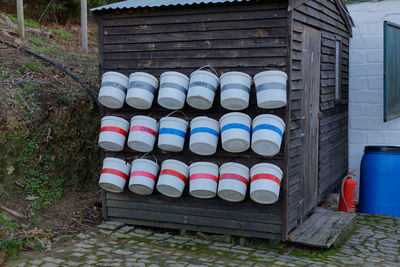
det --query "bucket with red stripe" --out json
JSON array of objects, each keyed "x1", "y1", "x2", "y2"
[
  {"x1": 99, "y1": 116, "x2": 130, "y2": 151},
  {"x1": 99, "y1": 71, "x2": 129, "y2": 109},
  {"x1": 128, "y1": 115, "x2": 159, "y2": 152},
  {"x1": 250, "y1": 163, "x2": 283, "y2": 204},
  {"x1": 156, "y1": 159, "x2": 189, "y2": 198},
  {"x1": 99, "y1": 157, "x2": 131, "y2": 193},
  {"x1": 218, "y1": 162, "x2": 250, "y2": 202},
  {"x1": 189, "y1": 162, "x2": 219, "y2": 199},
  {"x1": 129, "y1": 154, "x2": 159, "y2": 195}
]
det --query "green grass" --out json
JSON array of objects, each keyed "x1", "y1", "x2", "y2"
[
  {"x1": 6, "y1": 14, "x2": 37, "y2": 28},
  {"x1": 290, "y1": 247, "x2": 341, "y2": 259},
  {"x1": 28, "y1": 36, "x2": 61, "y2": 53},
  {"x1": 258, "y1": 242, "x2": 286, "y2": 254},
  {"x1": 23, "y1": 62, "x2": 44, "y2": 72},
  {"x1": 53, "y1": 29, "x2": 74, "y2": 39},
  {"x1": 0, "y1": 212, "x2": 45, "y2": 260}
]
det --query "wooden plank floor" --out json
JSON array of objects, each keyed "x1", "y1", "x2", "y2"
[{"x1": 288, "y1": 208, "x2": 356, "y2": 249}]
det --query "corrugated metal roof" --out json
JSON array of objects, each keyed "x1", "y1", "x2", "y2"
[{"x1": 90, "y1": 0, "x2": 250, "y2": 12}]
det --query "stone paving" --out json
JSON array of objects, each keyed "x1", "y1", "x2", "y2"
[{"x1": 11, "y1": 213, "x2": 400, "y2": 266}]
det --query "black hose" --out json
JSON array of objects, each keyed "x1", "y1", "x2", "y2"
[{"x1": 0, "y1": 39, "x2": 100, "y2": 108}]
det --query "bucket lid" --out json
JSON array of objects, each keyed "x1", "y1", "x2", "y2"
[
  {"x1": 190, "y1": 70, "x2": 219, "y2": 81},
  {"x1": 160, "y1": 71, "x2": 189, "y2": 81},
  {"x1": 102, "y1": 71, "x2": 129, "y2": 81},
  {"x1": 130, "y1": 115, "x2": 157, "y2": 124},
  {"x1": 219, "y1": 162, "x2": 249, "y2": 174},
  {"x1": 254, "y1": 70, "x2": 288, "y2": 82},
  {"x1": 129, "y1": 72, "x2": 158, "y2": 84},
  {"x1": 219, "y1": 112, "x2": 251, "y2": 125},
  {"x1": 101, "y1": 116, "x2": 130, "y2": 126},
  {"x1": 253, "y1": 114, "x2": 285, "y2": 129},
  {"x1": 250, "y1": 163, "x2": 283, "y2": 176},
  {"x1": 161, "y1": 159, "x2": 189, "y2": 170},
  {"x1": 132, "y1": 158, "x2": 158, "y2": 167},
  {"x1": 103, "y1": 157, "x2": 131, "y2": 168},
  {"x1": 190, "y1": 116, "x2": 219, "y2": 128},
  {"x1": 364, "y1": 146, "x2": 400, "y2": 153},
  {"x1": 189, "y1": 161, "x2": 219, "y2": 171},
  {"x1": 160, "y1": 116, "x2": 188, "y2": 126},
  {"x1": 220, "y1": 71, "x2": 252, "y2": 81}
]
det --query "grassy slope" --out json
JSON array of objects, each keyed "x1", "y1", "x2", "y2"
[{"x1": 0, "y1": 23, "x2": 101, "y2": 261}]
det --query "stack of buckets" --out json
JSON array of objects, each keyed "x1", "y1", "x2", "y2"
[{"x1": 97, "y1": 67, "x2": 288, "y2": 205}]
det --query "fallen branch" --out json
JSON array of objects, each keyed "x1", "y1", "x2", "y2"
[
  {"x1": 62, "y1": 214, "x2": 94, "y2": 230},
  {"x1": 0, "y1": 205, "x2": 23, "y2": 218}
]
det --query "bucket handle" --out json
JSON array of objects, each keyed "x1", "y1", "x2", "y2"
[
  {"x1": 165, "y1": 110, "x2": 189, "y2": 124},
  {"x1": 140, "y1": 152, "x2": 158, "y2": 165},
  {"x1": 197, "y1": 65, "x2": 219, "y2": 78},
  {"x1": 263, "y1": 64, "x2": 285, "y2": 71}
]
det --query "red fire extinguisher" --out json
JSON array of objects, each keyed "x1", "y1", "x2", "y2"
[{"x1": 339, "y1": 170, "x2": 358, "y2": 213}]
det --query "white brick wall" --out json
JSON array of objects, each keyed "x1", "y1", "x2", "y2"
[{"x1": 348, "y1": 0, "x2": 400, "y2": 181}]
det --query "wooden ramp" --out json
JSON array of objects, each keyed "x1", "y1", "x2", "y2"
[{"x1": 288, "y1": 208, "x2": 356, "y2": 249}]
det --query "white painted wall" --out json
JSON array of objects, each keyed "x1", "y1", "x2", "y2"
[{"x1": 348, "y1": 0, "x2": 400, "y2": 180}]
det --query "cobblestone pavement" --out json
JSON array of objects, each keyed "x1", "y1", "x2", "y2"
[{"x1": 11, "y1": 213, "x2": 400, "y2": 266}]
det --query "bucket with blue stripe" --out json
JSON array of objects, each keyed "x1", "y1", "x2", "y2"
[
  {"x1": 219, "y1": 112, "x2": 252, "y2": 153},
  {"x1": 126, "y1": 72, "x2": 158, "y2": 110},
  {"x1": 187, "y1": 67, "x2": 219, "y2": 110},
  {"x1": 251, "y1": 114, "x2": 285, "y2": 156},
  {"x1": 189, "y1": 116, "x2": 219, "y2": 155},
  {"x1": 99, "y1": 71, "x2": 129, "y2": 109},
  {"x1": 157, "y1": 114, "x2": 188, "y2": 152},
  {"x1": 254, "y1": 70, "x2": 287, "y2": 109},
  {"x1": 157, "y1": 71, "x2": 189, "y2": 110}
]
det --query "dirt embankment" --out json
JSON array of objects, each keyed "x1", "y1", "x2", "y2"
[{"x1": 0, "y1": 20, "x2": 102, "y2": 262}]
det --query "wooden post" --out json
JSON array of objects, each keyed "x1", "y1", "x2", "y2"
[
  {"x1": 16, "y1": 0, "x2": 25, "y2": 38},
  {"x1": 81, "y1": 0, "x2": 88, "y2": 54}
]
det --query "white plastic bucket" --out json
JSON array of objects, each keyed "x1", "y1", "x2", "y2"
[
  {"x1": 189, "y1": 162, "x2": 219, "y2": 199},
  {"x1": 99, "y1": 72, "x2": 129, "y2": 109},
  {"x1": 127, "y1": 116, "x2": 159, "y2": 152},
  {"x1": 219, "y1": 112, "x2": 251, "y2": 153},
  {"x1": 250, "y1": 163, "x2": 283, "y2": 204},
  {"x1": 218, "y1": 162, "x2": 250, "y2": 202},
  {"x1": 254, "y1": 70, "x2": 288, "y2": 109},
  {"x1": 99, "y1": 116, "x2": 130, "y2": 151},
  {"x1": 129, "y1": 157, "x2": 159, "y2": 195},
  {"x1": 220, "y1": 71, "x2": 252, "y2": 110},
  {"x1": 189, "y1": 116, "x2": 219, "y2": 156},
  {"x1": 126, "y1": 72, "x2": 159, "y2": 109},
  {"x1": 251, "y1": 114, "x2": 285, "y2": 156},
  {"x1": 158, "y1": 113, "x2": 188, "y2": 152},
  {"x1": 99, "y1": 157, "x2": 131, "y2": 193},
  {"x1": 157, "y1": 159, "x2": 189, "y2": 198},
  {"x1": 157, "y1": 71, "x2": 189, "y2": 110},
  {"x1": 187, "y1": 69, "x2": 219, "y2": 110}
]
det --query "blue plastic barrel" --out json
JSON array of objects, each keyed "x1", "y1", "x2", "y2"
[{"x1": 359, "y1": 146, "x2": 400, "y2": 217}]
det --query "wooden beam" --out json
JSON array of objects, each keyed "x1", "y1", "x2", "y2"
[
  {"x1": 16, "y1": 0, "x2": 24, "y2": 38},
  {"x1": 81, "y1": 0, "x2": 88, "y2": 54},
  {"x1": 288, "y1": 0, "x2": 310, "y2": 11}
]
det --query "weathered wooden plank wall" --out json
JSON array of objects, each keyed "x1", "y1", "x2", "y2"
[
  {"x1": 287, "y1": 0, "x2": 349, "y2": 232},
  {"x1": 98, "y1": 1, "x2": 289, "y2": 240}
]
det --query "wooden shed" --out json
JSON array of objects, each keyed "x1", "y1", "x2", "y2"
[{"x1": 92, "y1": 0, "x2": 353, "y2": 241}]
